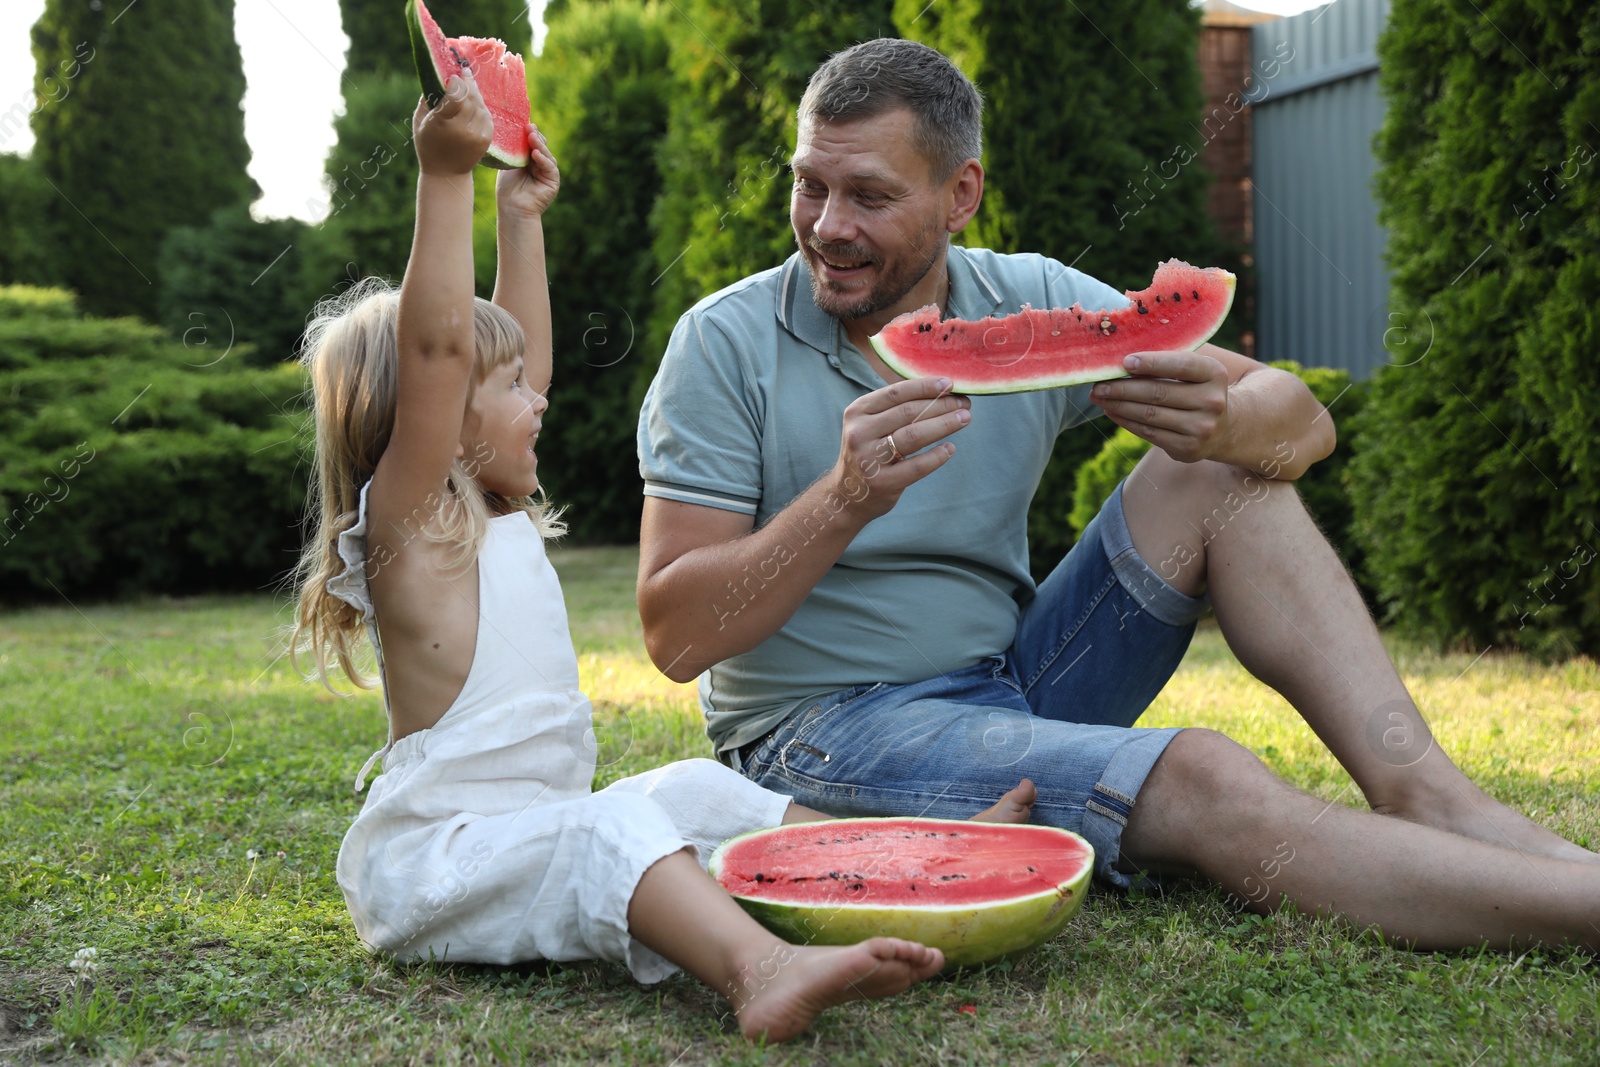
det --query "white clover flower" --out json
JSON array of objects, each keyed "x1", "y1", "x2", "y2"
[{"x1": 68, "y1": 947, "x2": 99, "y2": 977}]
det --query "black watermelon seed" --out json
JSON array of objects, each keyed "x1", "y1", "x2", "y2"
[
  {"x1": 754, "y1": 872, "x2": 766, "y2": 882},
  {"x1": 1193, "y1": 290, "x2": 1200, "y2": 300},
  {"x1": 1136, "y1": 300, "x2": 1148, "y2": 315},
  {"x1": 1173, "y1": 292, "x2": 1182, "y2": 302},
  {"x1": 1107, "y1": 324, "x2": 1117, "y2": 333},
  {"x1": 1155, "y1": 294, "x2": 1162, "y2": 302},
  {"x1": 1027, "y1": 866, "x2": 1035, "y2": 872}
]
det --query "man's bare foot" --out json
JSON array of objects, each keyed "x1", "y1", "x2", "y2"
[
  {"x1": 732, "y1": 938, "x2": 944, "y2": 1043},
  {"x1": 1373, "y1": 771, "x2": 1600, "y2": 864},
  {"x1": 971, "y1": 778, "x2": 1036, "y2": 823}
]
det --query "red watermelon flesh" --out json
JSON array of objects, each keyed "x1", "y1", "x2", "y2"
[
  {"x1": 709, "y1": 818, "x2": 1095, "y2": 967},
  {"x1": 406, "y1": 0, "x2": 530, "y2": 170},
  {"x1": 869, "y1": 259, "x2": 1236, "y2": 395}
]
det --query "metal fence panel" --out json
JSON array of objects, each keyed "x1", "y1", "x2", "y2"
[{"x1": 1251, "y1": 0, "x2": 1390, "y2": 378}]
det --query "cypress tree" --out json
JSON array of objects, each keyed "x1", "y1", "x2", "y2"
[
  {"x1": 895, "y1": 0, "x2": 1231, "y2": 576},
  {"x1": 642, "y1": 0, "x2": 896, "y2": 392},
  {"x1": 297, "y1": 72, "x2": 422, "y2": 302},
  {"x1": 0, "y1": 154, "x2": 61, "y2": 287},
  {"x1": 301, "y1": 1, "x2": 522, "y2": 310},
  {"x1": 30, "y1": 0, "x2": 257, "y2": 320},
  {"x1": 341, "y1": 0, "x2": 532, "y2": 78},
  {"x1": 1348, "y1": 0, "x2": 1600, "y2": 656},
  {"x1": 529, "y1": 0, "x2": 672, "y2": 542}
]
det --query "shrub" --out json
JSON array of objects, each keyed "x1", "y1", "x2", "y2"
[
  {"x1": 158, "y1": 205, "x2": 310, "y2": 367},
  {"x1": 0, "y1": 287, "x2": 307, "y2": 601}
]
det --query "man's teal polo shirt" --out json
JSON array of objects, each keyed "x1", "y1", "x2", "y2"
[{"x1": 637, "y1": 244, "x2": 1127, "y2": 755}]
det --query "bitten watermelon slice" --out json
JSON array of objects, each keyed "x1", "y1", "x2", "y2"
[
  {"x1": 709, "y1": 818, "x2": 1094, "y2": 968},
  {"x1": 405, "y1": 0, "x2": 530, "y2": 170},
  {"x1": 870, "y1": 259, "x2": 1236, "y2": 394}
]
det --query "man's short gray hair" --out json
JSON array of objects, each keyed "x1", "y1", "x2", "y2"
[{"x1": 798, "y1": 38, "x2": 983, "y2": 181}]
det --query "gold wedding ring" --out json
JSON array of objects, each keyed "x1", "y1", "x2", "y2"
[{"x1": 886, "y1": 434, "x2": 905, "y2": 462}]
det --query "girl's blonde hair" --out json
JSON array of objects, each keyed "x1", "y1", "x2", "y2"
[{"x1": 290, "y1": 277, "x2": 565, "y2": 689}]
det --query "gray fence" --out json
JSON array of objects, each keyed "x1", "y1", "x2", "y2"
[{"x1": 1250, "y1": 0, "x2": 1391, "y2": 378}]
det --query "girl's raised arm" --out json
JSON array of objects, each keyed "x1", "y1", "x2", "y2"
[
  {"x1": 492, "y1": 125, "x2": 560, "y2": 396},
  {"x1": 372, "y1": 74, "x2": 495, "y2": 520}
]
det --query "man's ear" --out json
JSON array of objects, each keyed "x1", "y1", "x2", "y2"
[{"x1": 945, "y1": 158, "x2": 984, "y2": 234}]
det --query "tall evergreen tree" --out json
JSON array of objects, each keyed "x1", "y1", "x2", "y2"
[
  {"x1": 341, "y1": 0, "x2": 532, "y2": 78},
  {"x1": 297, "y1": 72, "x2": 422, "y2": 303},
  {"x1": 1348, "y1": 0, "x2": 1600, "y2": 656},
  {"x1": 0, "y1": 153, "x2": 60, "y2": 288},
  {"x1": 896, "y1": 0, "x2": 1230, "y2": 575},
  {"x1": 642, "y1": 0, "x2": 896, "y2": 395},
  {"x1": 530, "y1": 0, "x2": 672, "y2": 542},
  {"x1": 30, "y1": 0, "x2": 257, "y2": 320},
  {"x1": 301, "y1": 0, "x2": 518, "y2": 310}
]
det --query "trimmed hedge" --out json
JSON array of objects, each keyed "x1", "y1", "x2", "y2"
[{"x1": 0, "y1": 287, "x2": 307, "y2": 601}]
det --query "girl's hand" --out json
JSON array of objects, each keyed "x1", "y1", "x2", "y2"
[
  {"x1": 496, "y1": 124, "x2": 561, "y2": 219},
  {"x1": 412, "y1": 73, "x2": 495, "y2": 177}
]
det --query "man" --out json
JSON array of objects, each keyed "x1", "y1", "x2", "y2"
[{"x1": 635, "y1": 38, "x2": 1597, "y2": 949}]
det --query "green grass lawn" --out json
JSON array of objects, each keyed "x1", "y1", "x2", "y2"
[{"x1": 1, "y1": 545, "x2": 1596, "y2": 1064}]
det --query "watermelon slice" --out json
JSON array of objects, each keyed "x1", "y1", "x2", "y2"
[
  {"x1": 709, "y1": 818, "x2": 1094, "y2": 968},
  {"x1": 405, "y1": 0, "x2": 531, "y2": 170},
  {"x1": 870, "y1": 259, "x2": 1236, "y2": 394}
]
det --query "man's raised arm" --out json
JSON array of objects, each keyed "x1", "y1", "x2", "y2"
[{"x1": 638, "y1": 377, "x2": 969, "y2": 681}]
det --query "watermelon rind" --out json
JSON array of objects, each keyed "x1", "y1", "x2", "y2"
[
  {"x1": 405, "y1": 0, "x2": 449, "y2": 108},
  {"x1": 869, "y1": 261, "x2": 1237, "y2": 395},
  {"x1": 708, "y1": 817, "x2": 1095, "y2": 969}
]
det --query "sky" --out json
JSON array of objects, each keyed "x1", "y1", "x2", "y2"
[{"x1": 0, "y1": 0, "x2": 1323, "y2": 225}]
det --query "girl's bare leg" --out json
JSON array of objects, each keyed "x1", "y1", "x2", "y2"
[{"x1": 626, "y1": 848, "x2": 944, "y2": 1043}]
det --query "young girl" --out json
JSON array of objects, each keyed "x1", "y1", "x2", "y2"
[{"x1": 292, "y1": 73, "x2": 1036, "y2": 1043}]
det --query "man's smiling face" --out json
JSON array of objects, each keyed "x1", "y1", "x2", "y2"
[{"x1": 789, "y1": 107, "x2": 954, "y2": 327}]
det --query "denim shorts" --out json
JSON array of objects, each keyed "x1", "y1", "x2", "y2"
[{"x1": 732, "y1": 480, "x2": 1207, "y2": 888}]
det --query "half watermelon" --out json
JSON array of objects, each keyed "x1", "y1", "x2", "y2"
[
  {"x1": 405, "y1": 0, "x2": 531, "y2": 170},
  {"x1": 709, "y1": 818, "x2": 1095, "y2": 968},
  {"x1": 870, "y1": 259, "x2": 1236, "y2": 394}
]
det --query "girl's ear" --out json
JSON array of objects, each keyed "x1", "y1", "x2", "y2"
[{"x1": 454, "y1": 440, "x2": 466, "y2": 460}]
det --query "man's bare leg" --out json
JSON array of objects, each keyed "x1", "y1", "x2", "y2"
[
  {"x1": 1120, "y1": 449, "x2": 1597, "y2": 863},
  {"x1": 1120, "y1": 729, "x2": 1600, "y2": 950}
]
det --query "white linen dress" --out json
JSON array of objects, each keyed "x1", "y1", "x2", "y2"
[{"x1": 330, "y1": 487, "x2": 792, "y2": 982}]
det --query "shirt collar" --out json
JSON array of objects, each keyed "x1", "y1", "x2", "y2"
[{"x1": 774, "y1": 243, "x2": 1008, "y2": 360}]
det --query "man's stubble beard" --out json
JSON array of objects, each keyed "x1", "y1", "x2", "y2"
[{"x1": 804, "y1": 219, "x2": 948, "y2": 323}]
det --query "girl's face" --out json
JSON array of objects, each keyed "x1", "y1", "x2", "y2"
[{"x1": 459, "y1": 356, "x2": 547, "y2": 499}]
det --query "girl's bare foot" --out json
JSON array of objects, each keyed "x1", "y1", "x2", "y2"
[
  {"x1": 971, "y1": 777, "x2": 1036, "y2": 823},
  {"x1": 732, "y1": 938, "x2": 944, "y2": 1043}
]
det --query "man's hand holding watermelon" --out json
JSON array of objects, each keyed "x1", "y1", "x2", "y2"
[{"x1": 1090, "y1": 348, "x2": 1252, "y2": 467}]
